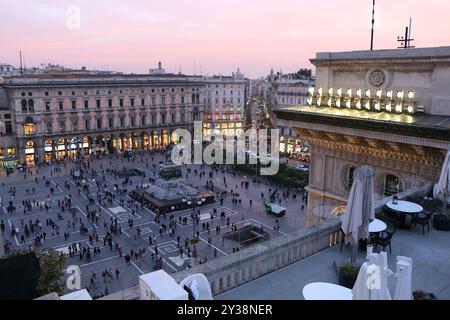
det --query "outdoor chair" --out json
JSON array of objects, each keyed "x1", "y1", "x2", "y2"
[
  {"x1": 370, "y1": 224, "x2": 396, "y2": 253},
  {"x1": 411, "y1": 211, "x2": 433, "y2": 236},
  {"x1": 382, "y1": 208, "x2": 402, "y2": 227}
]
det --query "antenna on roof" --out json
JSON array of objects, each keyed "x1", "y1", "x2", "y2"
[
  {"x1": 370, "y1": 0, "x2": 376, "y2": 50},
  {"x1": 19, "y1": 50, "x2": 24, "y2": 76},
  {"x1": 397, "y1": 20, "x2": 415, "y2": 49}
]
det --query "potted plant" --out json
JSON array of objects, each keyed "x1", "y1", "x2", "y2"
[
  {"x1": 433, "y1": 213, "x2": 450, "y2": 231},
  {"x1": 413, "y1": 290, "x2": 437, "y2": 300},
  {"x1": 338, "y1": 261, "x2": 360, "y2": 289}
]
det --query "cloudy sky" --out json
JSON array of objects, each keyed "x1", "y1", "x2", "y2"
[{"x1": 1, "y1": 0, "x2": 449, "y2": 78}]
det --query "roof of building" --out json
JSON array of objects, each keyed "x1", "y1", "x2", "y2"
[
  {"x1": 274, "y1": 105, "x2": 450, "y2": 142},
  {"x1": 1, "y1": 73, "x2": 206, "y2": 88},
  {"x1": 311, "y1": 46, "x2": 450, "y2": 65}
]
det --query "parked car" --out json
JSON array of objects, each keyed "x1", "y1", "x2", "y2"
[{"x1": 16, "y1": 165, "x2": 25, "y2": 172}]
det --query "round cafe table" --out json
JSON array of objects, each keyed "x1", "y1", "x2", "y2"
[
  {"x1": 369, "y1": 219, "x2": 387, "y2": 233},
  {"x1": 302, "y1": 282, "x2": 353, "y2": 300},
  {"x1": 386, "y1": 200, "x2": 423, "y2": 214},
  {"x1": 386, "y1": 200, "x2": 423, "y2": 229}
]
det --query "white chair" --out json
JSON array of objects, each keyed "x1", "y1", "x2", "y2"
[{"x1": 179, "y1": 273, "x2": 213, "y2": 300}]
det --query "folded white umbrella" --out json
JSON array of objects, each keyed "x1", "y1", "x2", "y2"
[
  {"x1": 341, "y1": 166, "x2": 375, "y2": 262},
  {"x1": 434, "y1": 148, "x2": 450, "y2": 209}
]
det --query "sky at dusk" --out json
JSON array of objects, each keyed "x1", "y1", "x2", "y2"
[{"x1": 1, "y1": 0, "x2": 450, "y2": 78}]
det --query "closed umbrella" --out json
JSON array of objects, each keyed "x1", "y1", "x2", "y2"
[
  {"x1": 434, "y1": 148, "x2": 450, "y2": 213},
  {"x1": 340, "y1": 165, "x2": 375, "y2": 263},
  {"x1": 352, "y1": 247, "x2": 392, "y2": 300}
]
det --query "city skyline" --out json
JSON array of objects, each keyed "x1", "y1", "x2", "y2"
[{"x1": 1, "y1": 0, "x2": 450, "y2": 78}]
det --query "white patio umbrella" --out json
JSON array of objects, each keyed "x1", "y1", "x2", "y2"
[
  {"x1": 434, "y1": 148, "x2": 450, "y2": 212},
  {"x1": 340, "y1": 165, "x2": 376, "y2": 263},
  {"x1": 352, "y1": 246, "x2": 392, "y2": 300},
  {"x1": 393, "y1": 256, "x2": 413, "y2": 300}
]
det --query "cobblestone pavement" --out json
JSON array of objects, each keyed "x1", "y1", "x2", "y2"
[{"x1": 0, "y1": 151, "x2": 308, "y2": 298}]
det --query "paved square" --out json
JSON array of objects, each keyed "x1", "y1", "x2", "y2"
[{"x1": 0, "y1": 151, "x2": 308, "y2": 298}]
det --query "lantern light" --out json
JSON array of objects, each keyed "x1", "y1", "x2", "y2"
[
  {"x1": 308, "y1": 87, "x2": 315, "y2": 95},
  {"x1": 316, "y1": 97, "x2": 322, "y2": 107},
  {"x1": 328, "y1": 88, "x2": 334, "y2": 96},
  {"x1": 307, "y1": 97, "x2": 313, "y2": 106},
  {"x1": 387, "y1": 90, "x2": 393, "y2": 99},
  {"x1": 395, "y1": 103, "x2": 403, "y2": 113},
  {"x1": 337, "y1": 88, "x2": 343, "y2": 97},
  {"x1": 408, "y1": 91, "x2": 415, "y2": 99},
  {"x1": 397, "y1": 91, "x2": 404, "y2": 100},
  {"x1": 376, "y1": 89, "x2": 383, "y2": 98},
  {"x1": 407, "y1": 105, "x2": 414, "y2": 113},
  {"x1": 356, "y1": 89, "x2": 362, "y2": 98},
  {"x1": 336, "y1": 99, "x2": 341, "y2": 108},
  {"x1": 365, "y1": 101, "x2": 371, "y2": 110},
  {"x1": 386, "y1": 102, "x2": 392, "y2": 112},
  {"x1": 365, "y1": 89, "x2": 371, "y2": 98},
  {"x1": 347, "y1": 89, "x2": 352, "y2": 97},
  {"x1": 375, "y1": 101, "x2": 381, "y2": 111},
  {"x1": 346, "y1": 100, "x2": 351, "y2": 108},
  {"x1": 318, "y1": 88, "x2": 323, "y2": 96},
  {"x1": 327, "y1": 98, "x2": 332, "y2": 107},
  {"x1": 356, "y1": 101, "x2": 362, "y2": 109}
]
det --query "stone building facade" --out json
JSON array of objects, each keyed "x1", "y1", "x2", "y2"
[
  {"x1": 274, "y1": 47, "x2": 450, "y2": 225},
  {"x1": 0, "y1": 74, "x2": 205, "y2": 167}
]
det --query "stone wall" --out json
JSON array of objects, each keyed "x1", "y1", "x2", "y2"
[
  {"x1": 100, "y1": 218, "x2": 342, "y2": 299},
  {"x1": 171, "y1": 218, "x2": 341, "y2": 296}
]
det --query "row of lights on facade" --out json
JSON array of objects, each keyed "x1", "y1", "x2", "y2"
[{"x1": 307, "y1": 87, "x2": 418, "y2": 114}]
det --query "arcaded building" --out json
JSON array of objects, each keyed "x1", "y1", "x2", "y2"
[
  {"x1": 274, "y1": 47, "x2": 450, "y2": 225},
  {"x1": 0, "y1": 73, "x2": 205, "y2": 167}
]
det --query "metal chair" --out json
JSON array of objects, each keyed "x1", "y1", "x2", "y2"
[
  {"x1": 370, "y1": 223, "x2": 396, "y2": 253},
  {"x1": 411, "y1": 211, "x2": 433, "y2": 236}
]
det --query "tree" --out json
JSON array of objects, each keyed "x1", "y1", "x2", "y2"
[
  {"x1": 36, "y1": 249, "x2": 66, "y2": 296},
  {"x1": 295, "y1": 69, "x2": 312, "y2": 79}
]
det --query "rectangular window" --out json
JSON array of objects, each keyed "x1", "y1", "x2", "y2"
[
  {"x1": 180, "y1": 113, "x2": 185, "y2": 123},
  {"x1": 108, "y1": 99, "x2": 112, "y2": 107},
  {"x1": 119, "y1": 99, "x2": 124, "y2": 107},
  {"x1": 161, "y1": 113, "x2": 166, "y2": 124},
  {"x1": 151, "y1": 114, "x2": 156, "y2": 124},
  {"x1": 45, "y1": 91, "x2": 49, "y2": 96},
  {"x1": 45, "y1": 101, "x2": 50, "y2": 112},
  {"x1": 151, "y1": 96, "x2": 156, "y2": 106},
  {"x1": 171, "y1": 96, "x2": 175, "y2": 106},
  {"x1": 181, "y1": 96, "x2": 185, "y2": 104},
  {"x1": 141, "y1": 115, "x2": 146, "y2": 126},
  {"x1": 5, "y1": 121, "x2": 12, "y2": 135},
  {"x1": 171, "y1": 114, "x2": 176, "y2": 123},
  {"x1": 46, "y1": 122, "x2": 52, "y2": 134},
  {"x1": 141, "y1": 98, "x2": 145, "y2": 106},
  {"x1": 59, "y1": 101, "x2": 64, "y2": 111},
  {"x1": 130, "y1": 117, "x2": 135, "y2": 127},
  {"x1": 96, "y1": 99, "x2": 101, "y2": 108},
  {"x1": 72, "y1": 120, "x2": 78, "y2": 132},
  {"x1": 109, "y1": 118, "x2": 113, "y2": 129},
  {"x1": 84, "y1": 100, "x2": 89, "y2": 109},
  {"x1": 59, "y1": 121, "x2": 65, "y2": 132},
  {"x1": 161, "y1": 96, "x2": 166, "y2": 106},
  {"x1": 130, "y1": 98, "x2": 134, "y2": 106},
  {"x1": 97, "y1": 118, "x2": 102, "y2": 129},
  {"x1": 71, "y1": 100, "x2": 76, "y2": 110},
  {"x1": 120, "y1": 117, "x2": 124, "y2": 127}
]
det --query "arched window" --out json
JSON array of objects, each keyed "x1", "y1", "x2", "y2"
[
  {"x1": 384, "y1": 174, "x2": 403, "y2": 196},
  {"x1": 192, "y1": 107, "x2": 199, "y2": 121},
  {"x1": 343, "y1": 166, "x2": 357, "y2": 190},
  {"x1": 28, "y1": 99, "x2": 34, "y2": 112},
  {"x1": 21, "y1": 99, "x2": 27, "y2": 112}
]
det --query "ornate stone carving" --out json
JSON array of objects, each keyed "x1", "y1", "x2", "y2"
[{"x1": 369, "y1": 69, "x2": 386, "y2": 87}]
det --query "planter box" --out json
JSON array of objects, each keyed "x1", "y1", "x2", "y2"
[
  {"x1": 433, "y1": 215, "x2": 450, "y2": 231},
  {"x1": 338, "y1": 270, "x2": 358, "y2": 289}
]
